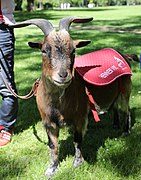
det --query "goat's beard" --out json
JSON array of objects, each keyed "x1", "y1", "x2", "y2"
[
  {"x1": 44, "y1": 76, "x2": 72, "y2": 89},
  {"x1": 51, "y1": 73, "x2": 72, "y2": 88},
  {"x1": 53, "y1": 78, "x2": 72, "y2": 88}
]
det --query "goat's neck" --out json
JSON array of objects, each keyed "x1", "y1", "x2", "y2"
[{"x1": 42, "y1": 76, "x2": 66, "y2": 103}]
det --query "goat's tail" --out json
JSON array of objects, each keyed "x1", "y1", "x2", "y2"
[{"x1": 124, "y1": 54, "x2": 140, "y2": 63}]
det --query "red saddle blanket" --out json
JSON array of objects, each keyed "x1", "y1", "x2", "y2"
[
  {"x1": 74, "y1": 48, "x2": 132, "y2": 122},
  {"x1": 74, "y1": 48, "x2": 132, "y2": 86}
]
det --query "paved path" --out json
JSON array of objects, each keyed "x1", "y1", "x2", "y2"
[{"x1": 73, "y1": 26, "x2": 141, "y2": 34}]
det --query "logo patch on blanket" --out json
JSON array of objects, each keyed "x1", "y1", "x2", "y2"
[{"x1": 74, "y1": 48, "x2": 132, "y2": 86}]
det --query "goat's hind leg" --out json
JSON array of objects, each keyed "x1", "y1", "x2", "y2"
[
  {"x1": 113, "y1": 104, "x2": 131, "y2": 135},
  {"x1": 113, "y1": 77, "x2": 132, "y2": 135},
  {"x1": 115, "y1": 96, "x2": 131, "y2": 135},
  {"x1": 113, "y1": 102, "x2": 120, "y2": 130},
  {"x1": 123, "y1": 110, "x2": 131, "y2": 135},
  {"x1": 45, "y1": 126, "x2": 59, "y2": 177},
  {"x1": 113, "y1": 98, "x2": 131, "y2": 135},
  {"x1": 120, "y1": 78, "x2": 132, "y2": 135}
]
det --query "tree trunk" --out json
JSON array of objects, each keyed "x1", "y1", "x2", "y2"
[
  {"x1": 15, "y1": 0, "x2": 23, "y2": 11},
  {"x1": 27, "y1": 0, "x2": 34, "y2": 12}
]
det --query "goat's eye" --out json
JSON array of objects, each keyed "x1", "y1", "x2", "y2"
[
  {"x1": 70, "y1": 49, "x2": 75, "y2": 61},
  {"x1": 42, "y1": 46, "x2": 51, "y2": 58},
  {"x1": 42, "y1": 50, "x2": 47, "y2": 55},
  {"x1": 71, "y1": 49, "x2": 75, "y2": 56}
]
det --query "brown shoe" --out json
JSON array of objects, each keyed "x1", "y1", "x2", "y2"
[{"x1": 0, "y1": 127, "x2": 12, "y2": 148}]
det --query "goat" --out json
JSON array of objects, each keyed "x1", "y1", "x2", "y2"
[
  {"x1": 10, "y1": 17, "x2": 136, "y2": 178},
  {"x1": 10, "y1": 17, "x2": 93, "y2": 177}
]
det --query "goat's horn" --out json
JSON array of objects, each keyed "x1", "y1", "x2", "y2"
[
  {"x1": 59, "y1": 16, "x2": 93, "y2": 31},
  {"x1": 9, "y1": 19, "x2": 54, "y2": 36}
]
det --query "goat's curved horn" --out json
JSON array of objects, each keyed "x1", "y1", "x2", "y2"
[
  {"x1": 9, "y1": 19, "x2": 54, "y2": 36},
  {"x1": 59, "y1": 16, "x2": 93, "y2": 31}
]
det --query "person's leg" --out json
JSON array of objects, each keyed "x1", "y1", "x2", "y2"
[{"x1": 0, "y1": 25, "x2": 18, "y2": 146}]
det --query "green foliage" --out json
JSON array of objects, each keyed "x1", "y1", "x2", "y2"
[
  {"x1": 14, "y1": 0, "x2": 141, "y2": 9},
  {"x1": 0, "y1": 5, "x2": 141, "y2": 180}
]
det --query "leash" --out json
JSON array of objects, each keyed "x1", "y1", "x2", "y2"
[
  {"x1": 0, "y1": 47, "x2": 40, "y2": 99},
  {"x1": 2, "y1": 76, "x2": 40, "y2": 99}
]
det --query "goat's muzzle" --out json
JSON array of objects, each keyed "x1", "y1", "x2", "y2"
[{"x1": 52, "y1": 70, "x2": 72, "y2": 88}]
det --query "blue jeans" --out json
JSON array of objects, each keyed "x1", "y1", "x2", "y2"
[{"x1": 0, "y1": 24, "x2": 18, "y2": 132}]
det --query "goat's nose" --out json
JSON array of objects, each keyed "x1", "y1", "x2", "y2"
[{"x1": 58, "y1": 70, "x2": 68, "y2": 78}]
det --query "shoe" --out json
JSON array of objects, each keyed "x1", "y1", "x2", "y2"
[{"x1": 0, "y1": 126, "x2": 12, "y2": 148}]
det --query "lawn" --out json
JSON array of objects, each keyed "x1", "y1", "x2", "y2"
[{"x1": 0, "y1": 5, "x2": 141, "y2": 180}]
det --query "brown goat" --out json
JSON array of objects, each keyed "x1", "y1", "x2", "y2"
[{"x1": 10, "y1": 17, "x2": 136, "y2": 178}]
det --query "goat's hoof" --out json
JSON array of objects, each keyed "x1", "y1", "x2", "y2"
[
  {"x1": 45, "y1": 165, "x2": 58, "y2": 178},
  {"x1": 73, "y1": 157, "x2": 84, "y2": 168}
]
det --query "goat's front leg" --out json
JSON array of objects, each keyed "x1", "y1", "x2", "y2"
[
  {"x1": 45, "y1": 126, "x2": 59, "y2": 178},
  {"x1": 73, "y1": 131, "x2": 84, "y2": 167}
]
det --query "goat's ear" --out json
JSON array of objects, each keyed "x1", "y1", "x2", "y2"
[
  {"x1": 28, "y1": 42, "x2": 43, "y2": 49},
  {"x1": 74, "y1": 40, "x2": 91, "y2": 48}
]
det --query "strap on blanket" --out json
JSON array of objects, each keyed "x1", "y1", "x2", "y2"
[{"x1": 86, "y1": 88, "x2": 100, "y2": 122}]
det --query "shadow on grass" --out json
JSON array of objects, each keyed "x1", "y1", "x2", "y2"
[
  {"x1": 108, "y1": 108, "x2": 141, "y2": 177},
  {"x1": 0, "y1": 157, "x2": 25, "y2": 180},
  {"x1": 14, "y1": 9, "x2": 141, "y2": 31},
  {"x1": 13, "y1": 8, "x2": 117, "y2": 21},
  {"x1": 14, "y1": 10, "x2": 54, "y2": 22},
  {"x1": 58, "y1": 107, "x2": 140, "y2": 177},
  {"x1": 83, "y1": 113, "x2": 124, "y2": 162},
  {"x1": 55, "y1": 8, "x2": 118, "y2": 12}
]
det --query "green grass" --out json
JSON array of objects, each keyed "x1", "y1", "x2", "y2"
[{"x1": 0, "y1": 5, "x2": 141, "y2": 180}]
